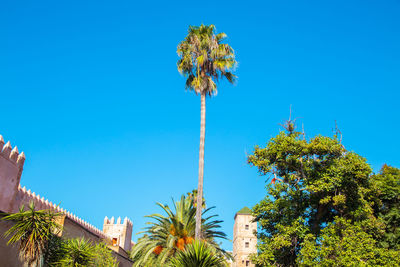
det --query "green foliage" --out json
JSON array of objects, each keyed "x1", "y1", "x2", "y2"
[
  {"x1": 248, "y1": 126, "x2": 400, "y2": 266},
  {"x1": 55, "y1": 238, "x2": 118, "y2": 267},
  {"x1": 370, "y1": 164, "x2": 400, "y2": 250},
  {"x1": 187, "y1": 189, "x2": 206, "y2": 209},
  {"x1": 1, "y1": 202, "x2": 62, "y2": 266},
  {"x1": 91, "y1": 242, "x2": 118, "y2": 267},
  {"x1": 57, "y1": 238, "x2": 95, "y2": 266},
  {"x1": 177, "y1": 24, "x2": 237, "y2": 96},
  {"x1": 169, "y1": 240, "x2": 229, "y2": 267},
  {"x1": 2, "y1": 203, "x2": 117, "y2": 267},
  {"x1": 298, "y1": 218, "x2": 400, "y2": 267},
  {"x1": 43, "y1": 234, "x2": 64, "y2": 266},
  {"x1": 130, "y1": 194, "x2": 229, "y2": 266}
]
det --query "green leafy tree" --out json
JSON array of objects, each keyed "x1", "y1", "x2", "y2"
[
  {"x1": 130, "y1": 194, "x2": 229, "y2": 266},
  {"x1": 370, "y1": 164, "x2": 400, "y2": 250},
  {"x1": 298, "y1": 217, "x2": 400, "y2": 266},
  {"x1": 2, "y1": 202, "x2": 62, "y2": 266},
  {"x1": 248, "y1": 123, "x2": 400, "y2": 266},
  {"x1": 169, "y1": 240, "x2": 229, "y2": 267},
  {"x1": 91, "y1": 242, "x2": 118, "y2": 267},
  {"x1": 177, "y1": 24, "x2": 237, "y2": 239}
]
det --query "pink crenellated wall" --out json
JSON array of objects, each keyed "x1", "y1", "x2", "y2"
[
  {"x1": 0, "y1": 135, "x2": 25, "y2": 213},
  {"x1": 0, "y1": 134, "x2": 107, "y2": 238},
  {"x1": 0, "y1": 134, "x2": 134, "y2": 267}
]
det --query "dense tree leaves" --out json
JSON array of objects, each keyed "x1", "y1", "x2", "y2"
[
  {"x1": 248, "y1": 127, "x2": 400, "y2": 266},
  {"x1": 370, "y1": 165, "x2": 400, "y2": 250},
  {"x1": 298, "y1": 218, "x2": 400, "y2": 267}
]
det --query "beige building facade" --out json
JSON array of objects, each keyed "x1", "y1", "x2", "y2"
[{"x1": 232, "y1": 207, "x2": 257, "y2": 267}]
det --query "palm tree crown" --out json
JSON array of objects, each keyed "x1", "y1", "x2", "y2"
[
  {"x1": 177, "y1": 24, "x2": 237, "y2": 96},
  {"x1": 130, "y1": 195, "x2": 228, "y2": 266}
]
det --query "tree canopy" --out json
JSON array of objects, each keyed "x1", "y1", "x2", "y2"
[{"x1": 248, "y1": 123, "x2": 400, "y2": 266}]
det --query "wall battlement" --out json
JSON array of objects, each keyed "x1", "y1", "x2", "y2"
[
  {"x1": 103, "y1": 216, "x2": 133, "y2": 252},
  {"x1": 0, "y1": 135, "x2": 26, "y2": 168},
  {"x1": 16, "y1": 185, "x2": 106, "y2": 238},
  {"x1": 0, "y1": 135, "x2": 26, "y2": 213},
  {"x1": 0, "y1": 133, "x2": 132, "y2": 244}
]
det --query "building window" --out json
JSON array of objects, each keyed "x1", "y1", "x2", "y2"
[
  {"x1": 112, "y1": 238, "x2": 118, "y2": 246},
  {"x1": 245, "y1": 224, "x2": 249, "y2": 230},
  {"x1": 245, "y1": 242, "x2": 249, "y2": 248},
  {"x1": 246, "y1": 260, "x2": 250, "y2": 266}
]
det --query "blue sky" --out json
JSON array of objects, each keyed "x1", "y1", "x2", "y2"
[{"x1": 1, "y1": 0, "x2": 399, "y2": 250}]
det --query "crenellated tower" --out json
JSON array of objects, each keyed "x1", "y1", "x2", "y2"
[
  {"x1": 0, "y1": 135, "x2": 25, "y2": 213},
  {"x1": 103, "y1": 216, "x2": 133, "y2": 252},
  {"x1": 233, "y1": 207, "x2": 257, "y2": 267}
]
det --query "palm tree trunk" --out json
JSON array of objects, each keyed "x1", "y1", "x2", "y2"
[{"x1": 195, "y1": 92, "x2": 206, "y2": 239}]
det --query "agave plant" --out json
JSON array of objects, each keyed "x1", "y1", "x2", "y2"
[
  {"x1": 130, "y1": 194, "x2": 229, "y2": 266},
  {"x1": 57, "y1": 238, "x2": 95, "y2": 266},
  {"x1": 169, "y1": 240, "x2": 229, "y2": 267},
  {"x1": 2, "y1": 202, "x2": 62, "y2": 266}
]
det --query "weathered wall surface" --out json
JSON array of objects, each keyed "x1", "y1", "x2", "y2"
[
  {"x1": 0, "y1": 137, "x2": 25, "y2": 213},
  {"x1": 0, "y1": 217, "x2": 25, "y2": 267}
]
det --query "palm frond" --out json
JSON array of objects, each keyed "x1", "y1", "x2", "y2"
[
  {"x1": 1, "y1": 202, "x2": 62, "y2": 266},
  {"x1": 177, "y1": 24, "x2": 237, "y2": 96},
  {"x1": 130, "y1": 194, "x2": 228, "y2": 265}
]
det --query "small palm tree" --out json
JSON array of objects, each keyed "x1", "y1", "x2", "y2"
[
  {"x1": 177, "y1": 24, "x2": 237, "y2": 239},
  {"x1": 2, "y1": 202, "x2": 62, "y2": 266},
  {"x1": 169, "y1": 240, "x2": 229, "y2": 267},
  {"x1": 130, "y1": 195, "x2": 229, "y2": 266}
]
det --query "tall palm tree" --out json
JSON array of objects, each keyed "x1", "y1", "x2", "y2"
[
  {"x1": 1, "y1": 202, "x2": 62, "y2": 266},
  {"x1": 177, "y1": 24, "x2": 237, "y2": 239},
  {"x1": 130, "y1": 195, "x2": 229, "y2": 266}
]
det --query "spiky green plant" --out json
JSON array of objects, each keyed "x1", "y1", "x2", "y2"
[
  {"x1": 1, "y1": 202, "x2": 62, "y2": 266},
  {"x1": 57, "y1": 238, "x2": 95, "y2": 266},
  {"x1": 169, "y1": 240, "x2": 229, "y2": 267},
  {"x1": 177, "y1": 24, "x2": 237, "y2": 239},
  {"x1": 130, "y1": 195, "x2": 229, "y2": 266}
]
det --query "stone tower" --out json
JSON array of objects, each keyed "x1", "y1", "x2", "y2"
[
  {"x1": 103, "y1": 216, "x2": 133, "y2": 252},
  {"x1": 0, "y1": 135, "x2": 25, "y2": 213},
  {"x1": 232, "y1": 207, "x2": 257, "y2": 267}
]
